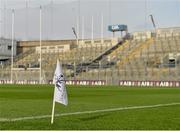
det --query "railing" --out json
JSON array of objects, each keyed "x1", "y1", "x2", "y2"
[
  {"x1": 117, "y1": 38, "x2": 154, "y2": 68},
  {"x1": 3, "y1": 49, "x2": 36, "y2": 68}
]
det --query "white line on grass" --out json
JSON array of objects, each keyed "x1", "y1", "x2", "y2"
[{"x1": 1, "y1": 102, "x2": 180, "y2": 122}]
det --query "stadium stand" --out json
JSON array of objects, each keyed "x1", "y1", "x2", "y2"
[
  {"x1": 0, "y1": 27, "x2": 180, "y2": 85},
  {"x1": 74, "y1": 28, "x2": 180, "y2": 84}
]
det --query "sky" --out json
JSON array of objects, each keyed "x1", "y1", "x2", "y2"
[{"x1": 0, "y1": 0, "x2": 180, "y2": 40}]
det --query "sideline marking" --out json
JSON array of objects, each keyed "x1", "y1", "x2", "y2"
[{"x1": 1, "y1": 102, "x2": 180, "y2": 122}]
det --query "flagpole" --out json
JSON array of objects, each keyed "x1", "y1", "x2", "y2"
[
  {"x1": 39, "y1": 6, "x2": 42, "y2": 84},
  {"x1": 51, "y1": 97, "x2": 56, "y2": 124},
  {"x1": 51, "y1": 60, "x2": 68, "y2": 124},
  {"x1": 11, "y1": 9, "x2": 15, "y2": 84}
]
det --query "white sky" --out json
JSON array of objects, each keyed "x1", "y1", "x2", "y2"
[{"x1": 0, "y1": 0, "x2": 180, "y2": 40}]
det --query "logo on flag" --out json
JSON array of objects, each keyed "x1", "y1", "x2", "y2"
[{"x1": 55, "y1": 74, "x2": 64, "y2": 92}]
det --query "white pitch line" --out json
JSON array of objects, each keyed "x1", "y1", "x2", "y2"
[{"x1": 1, "y1": 102, "x2": 180, "y2": 122}]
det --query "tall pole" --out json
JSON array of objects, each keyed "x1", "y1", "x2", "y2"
[
  {"x1": 76, "y1": 16, "x2": 79, "y2": 41},
  {"x1": 0, "y1": 0, "x2": 2, "y2": 38},
  {"x1": 0, "y1": 0, "x2": 1, "y2": 71},
  {"x1": 145, "y1": 0, "x2": 147, "y2": 31},
  {"x1": 76, "y1": 0, "x2": 80, "y2": 50},
  {"x1": 11, "y1": 9, "x2": 15, "y2": 84},
  {"x1": 51, "y1": 0, "x2": 54, "y2": 39},
  {"x1": 75, "y1": 16, "x2": 79, "y2": 80},
  {"x1": 81, "y1": 16, "x2": 84, "y2": 41},
  {"x1": 3, "y1": 0, "x2": 7, "y2": 38},
  {"x1": 78, "y1": 0, "x2": 80, "y2": 39},
  {"x1": 108, "y1": 0, "x2": 111, "y2": 24},
  {"x1": 74, "y1": 62, "x2": 76, "y2": 80},
  {"x1": 101, "y1": 13, "x2": 104, "y2": 43},
  {"x1": 91, "y1": 16, "x2": 94, "y2": 41},
  {"x1": 25, "y1": 0, "x2": 29, "y2": 40},
  {"x1": 76, "y1": 16, "x2": 79, "y2": 48},
  {"x1": 39, "y1": 6, "x2": 42, "y2": 84},
  {"x1": 108, "y1": 0, "x2": 111, "y2": 37}
]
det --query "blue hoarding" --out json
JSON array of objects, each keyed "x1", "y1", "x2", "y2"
[{"x1": 108, "y1": 24, "x2": 127, "y2": 32}]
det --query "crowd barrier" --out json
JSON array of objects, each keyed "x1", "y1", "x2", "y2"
[
  {"x1": 119, "y1": 80, "x2": 180, "y2": 87},
  {"x1": 0, "y1": 80, "x2": 39, "y2": 84},
  {"x1": 1, "y1": 80, "x2": 180, "y2": 87},
  {"x1": 49, "y1": 80, "x2": 106, "y2": 86},
  {"x1": 0, "y1": 80, "x2": 106, "y2": 86}
]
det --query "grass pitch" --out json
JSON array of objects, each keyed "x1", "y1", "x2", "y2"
[{"x1": 0, "y1": 84, "x2": 180, "y2": 130}]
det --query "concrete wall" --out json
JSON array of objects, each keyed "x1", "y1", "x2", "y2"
[
  {"x1": 17, "y1": 39, "x2": 76, "y2": 54},
  {"x1": 157, "y1": 27, "x2": 180, "y2": 37},
  {"x1": 36, "y1": 44, "x2": 70, "y2": 53},
  {"x1": 133, "y1": 31, "x2": 152, "y2": 40},
  {"x1": 78, "y1": 38, "x2": 118, "y2": 48}
]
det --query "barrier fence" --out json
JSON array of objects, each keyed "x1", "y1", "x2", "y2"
[
  {"x1": 0, "y1": 79, "x2": 180, "y2": 87},
  {"x1": 119, "y1": 80, "x2": 180, "y2": 87},
  {"x1": 0, "y1": 80, "x2": 106, "y2": 86}
]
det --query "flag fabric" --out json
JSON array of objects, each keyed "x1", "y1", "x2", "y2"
[{"x1": 53, "y1": 60, "x2": 68, "y2": 106}]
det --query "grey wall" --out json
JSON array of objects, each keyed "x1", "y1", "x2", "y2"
[{"x1": 0, "y1": 38, "x2": 17, "y2": 57}]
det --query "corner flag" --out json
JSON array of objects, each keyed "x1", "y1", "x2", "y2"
[{"x1": 51, "y1": 59, "x2": 68, "y2": 124}]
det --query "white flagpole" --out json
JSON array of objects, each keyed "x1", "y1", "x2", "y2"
[
  {"x1": 51, "y1": 60, "x2": 68, "y2": 124},
  {"x1": 39, "y1": 6, "x2": 42, "y2": 84},
  {"x1": 11, "y1": 9, "x2": 15, "y2": 84},
  {"x1": 51, "y1": 97, "x2": 56, "y2": 124}
]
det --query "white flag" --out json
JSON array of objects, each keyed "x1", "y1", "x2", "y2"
[{"x1": 53, "y1": 60, "x2": 68, "y2": 106}]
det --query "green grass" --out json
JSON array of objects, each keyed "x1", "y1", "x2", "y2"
[{"x1": 0, "y1": 84, "x2": 180, "y2": 130}]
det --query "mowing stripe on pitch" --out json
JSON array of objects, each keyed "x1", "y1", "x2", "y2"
[{"x1": 1, "y1": 102, "x2": 180, "y2": 122}]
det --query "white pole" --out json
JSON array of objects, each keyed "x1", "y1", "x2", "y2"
[
  {"x1": 0, "y1": 0, "x2": 2, "y2": 38},
  {"x1": 81, "y1": 16, "x2": 84, "y2": 41},
  {"x1": 39, "y1": 6, "x2": 42, "y2": 84},
  {"x1": 11, "y1": 9, "x2": 15, "y2": 84},
  {"x1": 91, "y1": 15, "x2": 93, "y2": 41},
  {"x1": 101, "y1": 13, "x2": 104, "y2": 43},
  {"x1": 51, "y1": 0, "x2": 54, "y2": 38},
  {"x1": 51, "y1": 98, "x2": 56, "y2": 124},
  {"x1": 76, "y1": 15, "x2": 79, "y2": 48},
  {"x1": 3, "y1": 0, "x2": 7, "y2": 38},
  {"x1": 25, "y1": 0, "x2": 29, "y2": 40},
  {"x1": 76, "y1": 16, "x2": 79, "y2": 40}
]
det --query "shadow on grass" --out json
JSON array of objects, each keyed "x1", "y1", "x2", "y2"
[{"x1": 78, "y1": 113, "x2": 109, "y2": 121}]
